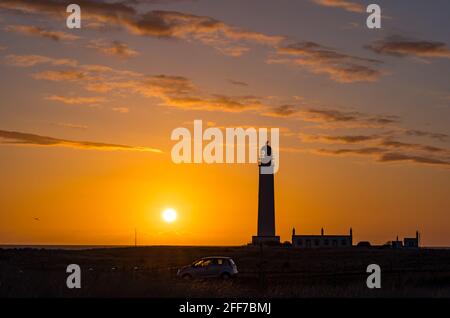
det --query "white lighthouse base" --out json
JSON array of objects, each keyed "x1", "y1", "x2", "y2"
[{"x1": 252, "y1": 235, "x2": 280, "y2": 245}]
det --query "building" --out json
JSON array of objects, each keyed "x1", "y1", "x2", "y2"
[
  {"x1": 404, "y1": 231, "x2": 420, "y2": 248},
  {"x1": 390, "y1": 232, "x2": 420, "y2": 248},
  {"x1": 291, "y1": 228, "x2": 353, "y2": 248},
  {"x1": 252, "y1": 142, "x2": 280, "y2": 245},
  {"x1": 249, "y1": 142, "x2": 421, "y2": 249},
  {"x1": 392, "y1": 236, "x2": 403, "y2": 249}
]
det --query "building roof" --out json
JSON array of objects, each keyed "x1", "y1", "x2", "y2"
[{"x1": 292, "y1": 235, "x2": 351, "y2": 238}]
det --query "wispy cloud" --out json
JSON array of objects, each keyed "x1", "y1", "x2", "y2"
[
  {"x1": 378, "y1": 152, "x2": 450, "y2": 166},
  {"x1": 300, "y1": 133, "x2": 379, "y2": 144},
  {"x1": 0, "y1": 0, "x2": 284, "y2": 56},
  {"x1": 228, "y1": 79, "x2": 249, "y2": 87},
  {"x1": 272, "y1": 42, "x2": 383, "y2": 83},
  {"x1": 299, "y1": 108, "x2": 399, "y2": 128},
  {"x1": 380, "y1": 139, "x2": 447, "y2": 154},
  {"x1": 403, "y1": 129, "x2": 448, "y2": 142},
  {"x1": 32, "y1": 70, "x2": 86, "y2": 81},
  {"x1": 112, "y1": 106, "x2": 130, "y2": 113},
  {"x1": 317, "y1": 147, "x2": 384, "y2": 156},
  {"x1": 311, "y1": 0, "x2": 364, "y2": 13},
  {"x1": 5, "y1": 54, "x2": 77, "y2": 67},
  {"x1": 263, "y1": 105, "x2": 299, "y2": 118},
  {"x1": 5, "y1": 24, "x2": 80, "y2": 41},
  {"x1": 87, "y1": 39, "x2": 139, "y2": 59},
  {"x1": 316, "y1": 147, "x2": 450, "y2": 168},
  {"x1": 55, "y1": 122, "x2": 88, "y2": 130},
  {"x1": 160, "y1": 94, "x2": 264, "y2": 112},
  {"x1": 46, "y1": 95, "x2": 106, "y2": 105},
  {"x1": 366, "y1": 36, "x2": 450, "y2": 59},
  {"x1": 296, "y1": 106, "x2": 450, "y2": 169},
  {"x1": 301, "y1": 128, "x2": 450, "y2": 169},
  {"x1": 0, "y1": 129, "x2": 162, "y2": 153},
  {"x1": 11, "y1": 53, "x2": 267, "y2": 113}
]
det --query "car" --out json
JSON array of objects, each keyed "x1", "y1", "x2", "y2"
[
  {"x1": 177, "y1": 256, "x2": 238, "y2": 280},
  {"x1": 357, "y1": 241, "x2": 372, "y2": 248}
]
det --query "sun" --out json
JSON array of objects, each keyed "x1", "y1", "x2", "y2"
[{"x1": 162, "y1": 208, "x2": 177, "y2": 223}]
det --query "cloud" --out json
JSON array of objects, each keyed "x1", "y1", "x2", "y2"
[
  {"x1": 214, "y1": 46, "x2": 250, "y2": 57},
  {"x1": 0, "y1": 129, "x2": 162, "y2": 153},
  {"x1": 297, "y1": 113, "x2": 450, "y2": 169},
  {"x1": 56, "y1": 122, "x2": 88, "y2": 130},
  {"x1": 32, "y1": 70, "x2": 86, "y2": 81},
  {"x1": 301, "y1": 134, "x2": 379, "y2": 144},
  {"x1": 299, "y1": 108, "x2": 399, "y2": 128},
  {"x1": 8, "y1": 52, "x2": 267, "y2": 113},
  {"x1": 273, "y1": 42, "x2": 382, "y2": 83},
  {"x1": 137, "y1": 74, "x2": 264, "y2": 112},
  {"x1": 366, "y1": 36, "x2": 450, "y2": 59},
  {"x1": 87, "y1": 39, "x2": 139, "y2": 59},
  {"x1": 380, "y1": 139, "x2": 447, "y2": 154},
  {"x1": 378, "y1": 153, "x2": 450, "y2": 166},
  {"x1": 137, "y1": 74, "x2": 197, "y2": 97},
  {"x1": 126, "y1": 10, "x2": 284, "y2": 44},
  {"x1": 263, "y1": 105, "x2": 299, "y2": 118},
  {"x1": 307, "y1": 131, "x2": 450, "y2": 169},
  {"x1": 5, "y1": 54, "x2": 78, "y2": 67},
  {"x1": 0, "y1": 0, "x2": 284, "y2": 56},
  {"x1": 46, "y1": 95, "x2": 106, "y2": 105},
  {"x1": 5, "y1": 24, "x2": 80, "y2": 41},
  {"x1": 317, "y1": 147, "x2": 385, "y2": 156},
  {"x1": 311, "y1": 0, "x2": 364, "y2": 13},
  {"x1": 316, "y1": 147, "x2": 450, "y2": 168},
  {"x1": 403, "y1": 129, "x2": 448, "y2": 142},
  {"x1": 112, "y1": 106, "x2": 130, "y2": 113},
  {"x1": 228, "y1": 79, "x2": 248, "y2": 87},
  {"x1": 161, "y1": 94, "x2": 263, "y2": 112}
]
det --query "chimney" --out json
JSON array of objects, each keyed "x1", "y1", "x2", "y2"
[
  {"x1": 292, "y1": 227, "x2": 296, "y2": 236},
  {"x1": 321, "y1": 228, "x2": 324, "y2": 236}
]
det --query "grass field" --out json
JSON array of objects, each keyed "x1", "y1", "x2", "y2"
[{"x1": 1, "y1": 246, "x2": 450, "y2": 297}]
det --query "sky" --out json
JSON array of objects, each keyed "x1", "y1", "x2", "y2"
[{"x1": 0, "y1": 0, "x2": 449, "y2": 246}]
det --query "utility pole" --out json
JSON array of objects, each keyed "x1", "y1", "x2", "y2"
[{"x1": 134, "y1": 228, "x2": 137, "y2": 247}]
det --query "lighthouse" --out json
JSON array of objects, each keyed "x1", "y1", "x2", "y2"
[{"x1": 252, "y1": 141, "x2": 280, "y2": 245}]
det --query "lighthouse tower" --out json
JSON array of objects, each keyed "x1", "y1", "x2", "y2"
[{"x1": 252, "y1": 141, "x2": 280, "y2": 245}]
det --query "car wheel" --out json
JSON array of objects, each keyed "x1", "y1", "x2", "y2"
[
  {"x1": 220, "y1": 272, "x2": 231, "y2": 280},
  {"x1": 182, "y1": 273, "x2": 192, "y2": 280}
]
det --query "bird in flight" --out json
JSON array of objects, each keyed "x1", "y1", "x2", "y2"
[{"x1": 34, "y1": 217, "x2": 40, "y2": 221}]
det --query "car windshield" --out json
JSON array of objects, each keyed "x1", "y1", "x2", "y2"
[
  {"x1": 193, "y1": 260, "x2": 203, "y2": 267},
  {"x1": 193, "y1": 258, "x2": 232, "y2": 267},
  {"x1": 201, "y1": 259, "x2": 213, "y2": 266}
]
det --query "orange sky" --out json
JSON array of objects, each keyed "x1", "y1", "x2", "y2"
[{"x1": 0, "y1": 0, "x2": 449, "y2": 246}]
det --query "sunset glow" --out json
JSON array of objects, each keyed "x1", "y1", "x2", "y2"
[
  {"x1": 162, "y1": 208, "x2": 177, "y2": 223},
  {"x1": 0, "y1": 0, "x2": 449, "y2": 247}
]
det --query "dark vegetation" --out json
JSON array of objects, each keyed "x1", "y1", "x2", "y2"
[{"x1": 1, "y1": 246, "x2": 449, "y2": 297}]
